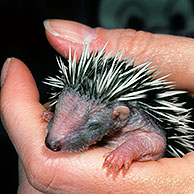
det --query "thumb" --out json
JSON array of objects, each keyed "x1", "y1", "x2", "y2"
[{"x1": 44, "y1": 19, "x2": 194, "y2": 92}]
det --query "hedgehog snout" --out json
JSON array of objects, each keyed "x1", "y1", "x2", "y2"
[{"x1": 45, "y1": 135, "x2": 62, "y2": 152}]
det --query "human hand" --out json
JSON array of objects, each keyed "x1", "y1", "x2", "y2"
[{"x1": 1, "y1": 19, "x2": 194, "y2": 194}]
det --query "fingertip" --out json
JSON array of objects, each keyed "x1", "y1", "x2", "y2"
[
  {"x1": 44, "y1": 19, "x2": 100, "y2": 57},
  {"x1": 1, "y1": 57, "x2": 39, "y2": 102},
  {"x1": 43, "y1": 19, "x2": 95, "y2": 44}
]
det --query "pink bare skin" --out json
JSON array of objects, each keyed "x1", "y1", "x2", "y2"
[
  {"x1": 103, "y1": 129, "x2": 166, "y2": 172},
  {"x1": 1, "y1": 19, "x2": 194, "y2": 193}
]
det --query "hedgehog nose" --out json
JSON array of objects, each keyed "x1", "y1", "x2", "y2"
[{"x1": 45, "y1": 138, "x2": 61, "y2": 152}]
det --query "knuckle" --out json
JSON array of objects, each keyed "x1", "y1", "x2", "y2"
[{"x1": 118, "y1": 30, "x2": 153, "y2": 57}]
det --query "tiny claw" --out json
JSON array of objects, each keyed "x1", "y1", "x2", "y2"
[
  {"x1": 115, "y1": 165, "x2": 119, "y2": 172},
  {"x1": 124, "y1": 162, "x2": 130, "y2": 170},
  {"x1": 103, "y1": 158, "x2": 108, "y2": 167},
  {"x1": 103, "y1": 153, "x2": 107, "y2": 158},
  {"x1": 108, "y1": 163, "x2": 112, "y2": 169},
  {"x1": 103, "y1": 151, "x2": 111, "y2": 158}
]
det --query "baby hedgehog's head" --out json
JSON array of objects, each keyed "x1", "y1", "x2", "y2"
[{"x1": 45, "y1": 89, "x2": 130, "y2": 152}]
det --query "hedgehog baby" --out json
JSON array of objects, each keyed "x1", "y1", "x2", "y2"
[{"x1": 42, "y1": 43, "x2": 194, "y2": 172}]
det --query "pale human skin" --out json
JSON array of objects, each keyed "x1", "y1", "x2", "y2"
[{"x1": 1, "y1": 19, "x2": 194, "y2": 194}]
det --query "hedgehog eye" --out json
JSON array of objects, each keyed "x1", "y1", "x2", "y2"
[
  {"x1": 113, "y1": 106, "x2": 130, "y2": 121},
  {"x1": 87, "y1": 120, "x2": 101, "y2": 130}
]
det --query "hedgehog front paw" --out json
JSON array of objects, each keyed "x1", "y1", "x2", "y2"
[
  {"x1": 103, "y1": 149, "x2": 133, "y2": 172},
  {"x1": 40, "y1": 111, "x2": 53, "y2": 122}
]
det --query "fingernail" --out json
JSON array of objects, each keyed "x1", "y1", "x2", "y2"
[
  {"x1": 1, "y1": 58, "x2": 12, "y2": 87},
  {"x1": 43, "y1": 19, "x2": 96, "y2": 44}
]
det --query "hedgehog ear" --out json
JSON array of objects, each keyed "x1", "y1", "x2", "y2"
[{"x1": 113, "y1": 106, "x2": 130, "y2": 121}]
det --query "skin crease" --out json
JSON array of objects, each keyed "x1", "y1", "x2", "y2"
[{"x1": 1, "y1": 20, "x2": 194, "y2": 194}]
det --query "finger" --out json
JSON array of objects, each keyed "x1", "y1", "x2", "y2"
[
  {"x1": 0, "y1": 58, "x2": 51, "y2": 191},
  {"x1": 0, "y1": 58, "x2": 43, "y2": 154},
  {"x1": 1, "y1": 58, "x2": 194, "y2": 193},
  {"x1": 44, "y1": 19, "x2": 194, "y2": 92}
]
